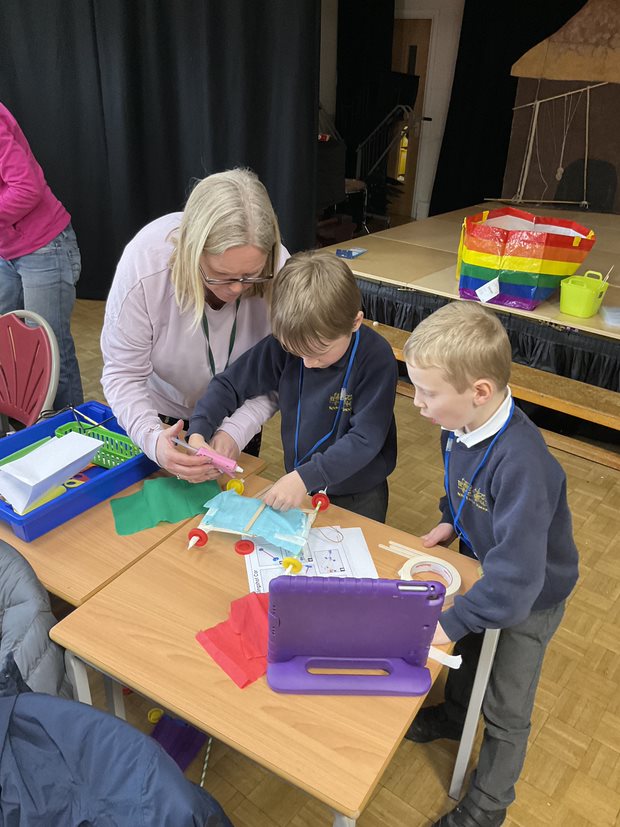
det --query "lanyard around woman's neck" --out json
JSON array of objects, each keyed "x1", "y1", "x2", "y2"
[{"x1": 201, "y1": 298, "x2": 240, "y2": 377}]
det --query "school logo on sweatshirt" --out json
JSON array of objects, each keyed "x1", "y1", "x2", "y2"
[
  {"x1": 457, "y1": 477, "x2": 488, "y2": 512},
  {"x1": 329, "y1": 392, "x2": 353, "y2": 412}
]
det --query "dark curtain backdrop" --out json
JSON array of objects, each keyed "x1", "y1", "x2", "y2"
[
  {"x1": 430, "y1": 0, "x2": 588, "y2": 216},
  {"x1": 0, "y1": 0, "x2": 320, "y2": 299},
  {"x1": 335, "y1": 0, "x2": 397, "y2": 177}
]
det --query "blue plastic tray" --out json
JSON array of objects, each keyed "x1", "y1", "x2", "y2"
[{"x1": 0, "y1": 402, "x2": 158, "y2": 542}]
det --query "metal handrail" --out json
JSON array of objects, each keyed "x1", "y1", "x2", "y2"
[{"x1": 355, "y1": 104, "x2": 413, "y2": 179}]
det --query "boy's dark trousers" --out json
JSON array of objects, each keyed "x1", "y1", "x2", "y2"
[
  {"x1": 443, "y1": 602, "x2": 565, "y2": 812},
  {"x1": 329, "y1": 479, "x2": 388, "y2": 523}
]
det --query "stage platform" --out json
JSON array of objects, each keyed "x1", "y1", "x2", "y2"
[{"x1": 324, "y1": 202, "x2": 620, "y2": 391}]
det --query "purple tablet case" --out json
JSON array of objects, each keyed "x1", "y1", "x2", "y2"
[{"x1": 267, "y1": 576, "x2": 445, "y2": 696}]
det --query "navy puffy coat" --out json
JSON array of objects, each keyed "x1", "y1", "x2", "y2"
[{"x1": 0, "y1": 658, "x2": 232, "y2": 827}]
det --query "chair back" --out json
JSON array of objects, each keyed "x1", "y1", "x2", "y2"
[{"x1": 0, "y1": 311, "x2": 60, "y2": 426}]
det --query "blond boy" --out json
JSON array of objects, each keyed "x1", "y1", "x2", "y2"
[
  {"x1": 188, "y1": 250, "x2": 397, "y2": 521},
  {"x1": 403, "y1": 301, "x2": 578, "y2": 827}
]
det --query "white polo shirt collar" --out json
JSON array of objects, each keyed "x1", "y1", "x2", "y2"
[{"x1": 451, "y1": 388, "x2": 513, "y2": 448}]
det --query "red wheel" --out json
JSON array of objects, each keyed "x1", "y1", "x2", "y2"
[
  {"x1": 235, "y1": 539, "x2": 255, "y2": 556},
  {"x1": 188, "y1": 528, "x2": 208, "y2": 548},
  {"x1": 311, "y1": 492, "x2": 330, "y2": 511}
]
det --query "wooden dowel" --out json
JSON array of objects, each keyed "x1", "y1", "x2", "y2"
[
  {"x1": 73, "y1": 408, "x2": 99, "y2": 426},
  {"x1": 243, "y1": 501, "x2": 267, "y2": 533},
  {"x1": 378, "y1": 543, "x2": 416, "y2": 559},
  {"x1": 388, "y1": 540, "x2": 419, "y2": 552},
  {"x1": 384, "y1": 540, "x2": 425, "y2": 555},
  {"x1": 253, "y1": 484, "x2": 273, "y2": 498}
]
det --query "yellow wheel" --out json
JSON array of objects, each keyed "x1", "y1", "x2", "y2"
[
  {"x1": 281, "y1": 556, "x2": 302, "y2": 574},
  {"x1": 226, "y1": 478, "x2": 245, "y2": 494},
  {"x1": 147, "y1": 707, "x2": 164, "y2": 724}
]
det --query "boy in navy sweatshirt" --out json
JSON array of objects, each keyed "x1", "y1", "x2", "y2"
[
  {"x1": 403, "y1": 301, "x2": 579, "y2": 827},
  {"x1": 187, "y1": 250, "x2": 397, "y2": 522}
]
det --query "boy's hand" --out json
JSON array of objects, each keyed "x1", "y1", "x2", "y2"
[
  {"x1": 422, "y1": 522, "x2": 457, "y2": 548},
  {"x1": 156, "y1": 422, "x2": 220, "y2": 481},
  {"x1": 263, "y1": 471, "x2": 307, "y2": 511},
  {"x1": 187, "y1": 433, "x2": 207, "y2": 451},
  {"x1": 432, "y1": 622, "x2": 451, "y2": 646},
  {"x1": 210, "y1": 430, "x2": 241, "y2": 460}
]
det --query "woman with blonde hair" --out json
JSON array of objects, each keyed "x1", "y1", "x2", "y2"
[{"x1": 101, "y1": 168, "x2": 287, "y2": 480}]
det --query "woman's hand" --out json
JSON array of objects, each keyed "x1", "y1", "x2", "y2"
[
  {"x1": 262, "y1": 471, "x2": 307, "y2": 511},
  {"x1": 156, "y1": 421, "x2": 220, "y2": 481},
  {"x1": 210, "y1": 430, "x2": 241, "y2": 460},
  {"x1": 421, "y1": 522, "x2": 457, "y2": 548}
]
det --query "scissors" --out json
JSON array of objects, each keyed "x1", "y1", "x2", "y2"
[{"x1": 63, "y1": 472, "x2": 90, "y2": 489}]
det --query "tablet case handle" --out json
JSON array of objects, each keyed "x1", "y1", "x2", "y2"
[{"x1": 267, "y1": 656, "x2": 432, "y2": 696}]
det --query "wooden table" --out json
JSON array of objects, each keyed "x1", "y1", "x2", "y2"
[
  {"x1": 377, "y1": 202, "x2": 620, "y2": 259},
  {"x1": 4, "y1": 451, "x2": 265, "y2": 606},
  {"x1": 327, "y1": 202, "x2": 620, "y2": 342},
  {"x1": 51, "y1": 476, "x2": 480, "y2": 826}
]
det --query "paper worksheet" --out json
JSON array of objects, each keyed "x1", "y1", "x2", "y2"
[{"x1": 244, "y1": 526, "x2": 378, "y2": 593}]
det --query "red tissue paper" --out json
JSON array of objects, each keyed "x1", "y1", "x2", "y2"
[{"x1": 195, "y1": 592, "x2": 269, "y2": 688}]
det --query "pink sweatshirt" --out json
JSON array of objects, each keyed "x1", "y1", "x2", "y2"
[
  {"x1": 101, "y1": 213, "x2": 288, "y2": 461},
  {"x1": 0, "y1": 103, "x2": 70, "y2": 259}
]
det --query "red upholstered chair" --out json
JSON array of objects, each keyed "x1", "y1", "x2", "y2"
[{"x1": 0, "y1": 311, "x2": 59, "y2": 431}]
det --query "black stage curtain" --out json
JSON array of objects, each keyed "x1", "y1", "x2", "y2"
[
  {"x1": 335, "y1": 0, "x2": 396, "y2": 177},
  {"x1": 358, "y1": 279, "x2": 620, "y2": 394},
  {"x1": 430, "y1": 0, "x2": 588, "y2": 216},
  {"x1": 0, "y1": 0, "x2": 319, "y2": 299}
]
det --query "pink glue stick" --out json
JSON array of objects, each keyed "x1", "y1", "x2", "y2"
[
  {"x1": 171, "y1": 437, "x2": 244, "y2": 475},
  {"x1": 196, "y1": 445, "x2": 243, "y2": 475}
]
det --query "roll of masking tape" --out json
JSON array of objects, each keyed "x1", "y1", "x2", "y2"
[{"x1": 398, "y1": 553, "x2": 461, "y2": 598}]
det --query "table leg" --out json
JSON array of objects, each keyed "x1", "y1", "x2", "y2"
[
  {"x1": 448, "y1": 628, "x2": 501, "y2": 800},
  {"x1": 65, "y1": 650, "x2": 127, "y2": 719},
  {"x1": 104, "y1": 675, "x2": 127, "y2": 720},
  {"x1": 332, "y1": 814, "x2": 356, "y2": 827},
  {"x1": 65, "y1": 650, "x2": 92, "y2": 704}
]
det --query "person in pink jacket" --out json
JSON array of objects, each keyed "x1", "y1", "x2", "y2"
[
  {"x1": 0, "y1": 102, "x2": 83, "y2": 410},
  {"x1": 101, "y1": 168, "x2": 288, "y2": 481}
]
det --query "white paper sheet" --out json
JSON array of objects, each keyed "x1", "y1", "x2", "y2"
[
  {"x1": 244, "y1": 526, "x2": 378, "y2": 593},
  {"x1": 0, "y1": 432, "x2": 101, "y2": 515}
]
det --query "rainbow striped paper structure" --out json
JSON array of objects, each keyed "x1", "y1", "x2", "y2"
[{"x1": 457, "y1": 207, "x2": 596, "y2": 311}]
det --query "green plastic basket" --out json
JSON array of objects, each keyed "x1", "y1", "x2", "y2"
[{"x1": 54, "y1": 422, "x2": 142, "y2": 468}]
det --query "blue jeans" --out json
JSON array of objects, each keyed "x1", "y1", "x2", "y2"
[{"x1": 0, "y1": 223, "x2": 84, "y2": 410}]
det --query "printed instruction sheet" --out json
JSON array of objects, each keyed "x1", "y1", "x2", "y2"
[{"x1": 245, "y1": 526, "x2": 378, "y2": 593}]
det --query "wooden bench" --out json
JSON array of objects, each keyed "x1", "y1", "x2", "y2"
[{"x1": 364, "y1": 319, "x2": 620, "y2": 470}]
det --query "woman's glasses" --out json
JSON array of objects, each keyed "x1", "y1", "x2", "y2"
[{"x1": 200, "y1": 266, "x2": 273, "y2": 286}]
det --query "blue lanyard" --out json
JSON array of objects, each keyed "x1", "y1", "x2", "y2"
[
  {"x1": 294, "y1": 329, "x2": 360, "y2": 469},
  {"x1": 444, "y1": 399, "x2": 515, "y2": 551}
]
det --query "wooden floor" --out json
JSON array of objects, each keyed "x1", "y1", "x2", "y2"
[{"x1": 72, "y1": 298, "x2": 620, "y2": 826}]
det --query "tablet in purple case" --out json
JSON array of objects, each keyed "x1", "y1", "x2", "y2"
[{"x1": 267, "y1": 576, "x2": 445, "y2": 696}]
